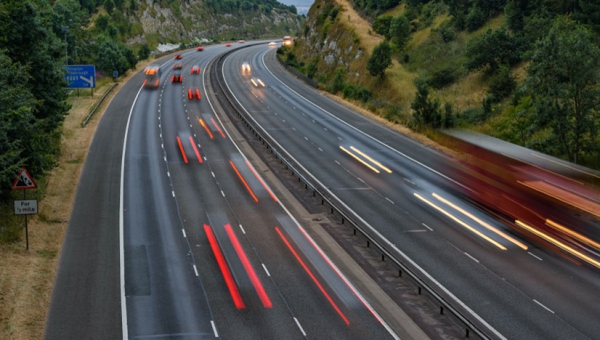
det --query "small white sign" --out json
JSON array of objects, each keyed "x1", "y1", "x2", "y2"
[{"x1": 14, "y1": 200, "x2": 38, "y2": 215}]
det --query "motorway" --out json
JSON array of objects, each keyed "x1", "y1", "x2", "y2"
[
  {"x1": 43, "y1": 41, "x2": 600, "y2": 340},
  {"x1": 219, "y1": 43, "x2": 600, "y2": 340},
  {"x1": 45, "y1": 43, "x2": 403, "y2": 340}
]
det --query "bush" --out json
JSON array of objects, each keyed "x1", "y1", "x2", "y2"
[
  {"x1": 330, "y1": 67, "x2": 346, "y2": 93},
  {"x1": 383, "y1": 105, "x2": 407, "y2": 124},
  {"x1": 411, "y1": 79, "x2": 442, "y2": 129},
  {"x1": 306, "y1": 58, "x2": 318, "y2": 79},
  {"x1": 427, "y1": 67, "x2": 459, "y2": 89},
  {"x1": 460, "y1": 107, "x2": 488, "y2": 125},
  {"x1": 439, "y1": 24, "x2": 456, "y2": 42},
  {"x1": 488, "y1": 65, "x2": 516, "y2": 100},
  {"x1": 342, "y1": 84, "x2": 372, "y2": 103},
  {"x1": 466, "y1": 6, "x2": 486, "y2": 32},
  {"x1": 137, "y1": 44, "x2": 150, "y2": 60}
]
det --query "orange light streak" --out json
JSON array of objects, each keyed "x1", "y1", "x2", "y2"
[
  {"x1": 188, "y1": 136, "x2": 203, "y2": 163},
  {"x1": 350, "y1": 146, "x2": 392, "y2": 173},
  {"x1": 204, "y1": 224, "x2": 245, "y2": 309},
  {"x1": 224, "y1": 224, "x2": 272, "y2": 308},
  {"x1": 246, "y1": 160, "x2": 277, "y2": 202},
  {"x1": 515, "y1": 220, "x2": 600, "y2": 269},
  {"x1": 199, "y1": 118, "x2": 214, "y2": 139},
  {"x1": 176, "y1": 136, "x2": 188, "y2": 164},
  {"x1": 276, "y1": 227, "x2": 350, "y2": 325},
  {"x1": 414, "y1": 193, "x2": 507, "y2": 250},
  {"x1": 433, "y1": 193, "x2": 528, "y2": 250},
  {"x1": 230, "y1": 160, "x2": 258, "y2": 202},
  {"x1": 339, "y1": 146, "x2": 380, "y2": 173},
  {"x1": 211, "y1": 118, "x2": 226, "y2": 138}
]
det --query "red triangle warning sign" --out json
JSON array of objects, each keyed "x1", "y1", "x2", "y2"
[{"x1": 12, "y1": 168, "x2": 37, "y2": 190}]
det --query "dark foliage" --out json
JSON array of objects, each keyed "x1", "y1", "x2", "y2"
[
  {"x1": 367, "y1": 41, "x2": 393, "y2": 77},
  {"x1": 411, "y1": 79, "x2": 442, "y2": 128}
]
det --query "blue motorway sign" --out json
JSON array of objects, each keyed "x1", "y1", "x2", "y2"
[{"x1": 65, "y1": 65, "x2": 96, "y2": 89}]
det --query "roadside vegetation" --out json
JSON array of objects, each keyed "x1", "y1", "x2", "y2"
[{"x1": 284, "y1": 0, "x2": 600, "y2": 170}]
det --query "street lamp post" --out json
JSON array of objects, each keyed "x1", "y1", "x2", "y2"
[{"x1": 61, "y1": 25, "x2": 68, "y2": 65}]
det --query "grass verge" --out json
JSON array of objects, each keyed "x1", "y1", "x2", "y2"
[{"x1": 0, "y1": 58, "x2": 153, "y2": 340}]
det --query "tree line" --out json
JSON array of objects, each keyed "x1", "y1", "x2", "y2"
[
  {"x1": 358, "y1": 0, "x2": 600, "y2": 166},
  {"x1": 0, "y1": 0, "x2": 142, "y2": 202}
]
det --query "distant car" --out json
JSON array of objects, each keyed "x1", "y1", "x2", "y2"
[
  {"x1": 225, "y1": 43, "x2": 231, "y2": 47},
  {"x1": 173, "y1": 62, "x2": 183, "y2": 70},
  {"x1": 171, "y1": 72, "x2": 183, "y2": 83},
  {"x1": 188, "y1": 88, "x2": 201, "y2": 100},
  {"x1": 174, "y1": 54, "x2": 183, "y2": 59},
  {"x1": 190, "y1": 65, "x2": 201, "y2": 74},
  {"x1": 196, "y1": 46, "x2": 204, "y2": 51},
  {"x1": 269, "y1": 41, "x2": 276, "y2": 48},
  {"x1": 238, "y1": 40, "x2": 245, "y2": 43},
  {"x1": 250, "y1": 77, "x2": 265, "y2": 87},
  {"x1": 241, "y1": 62, "x2": 251, "y2": 72}
]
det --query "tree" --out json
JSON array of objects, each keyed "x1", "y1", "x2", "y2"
[
  {"x1": 464, "y1": 27, "x2": 520, "y2": 74},
  {"x1": 525, "y1": 17, "x2": 600, "y2": 163},
  {"x1": 389, "y1": 15, "x2": 412, "y2": 50},
  {"x1": 95, "y1": 14, "x2": 110, "y2": 31},
  {"x1": 104, "y1": 0, "x2": 115, "y2": 14},
  {"x1": 411, "y1": 79, "x2": 442, "y2": 128},
  {"x1": 0, "y1": 0, "x2": 69, "y2": 178},
  {"x1": 138, "y1": 44, "x2": 150, "y2": 60},
  {"x1": 0, "y1": 52, "x2": 35, "y2": 196},
  {"x1": 372, "y1": 16, "x2": 393, "y2": 39},
  {"x1": 367, "y1": 41, "x2": 392, "y2": 77}
]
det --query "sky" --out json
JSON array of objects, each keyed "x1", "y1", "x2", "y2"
[{"x1": 277, "y1": 0, "x2": 314, "y2": 15}]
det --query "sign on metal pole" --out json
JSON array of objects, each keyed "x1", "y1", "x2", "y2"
[
  {"x1": 65, "y1": 65, "x2": 96, "y2": 89},
  {"x1": 14, "y1": 200, "x2": 38, "y2": 215},
  {"x1": 12, "y1": 167, "x2": 37, "y2": 250},
  {"x1": 12, "y1": 168, "x2": 37, "y2": 190}
]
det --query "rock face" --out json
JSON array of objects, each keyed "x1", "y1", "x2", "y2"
[
  {"x1": 292, "y1": 0, "x2": 367, "y2": 82},
  {"x1": 126, "y1": 0, "x2": 302, "y2": 46}
]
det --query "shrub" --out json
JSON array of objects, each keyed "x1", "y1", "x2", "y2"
[
  {"x1": 411, "y1": 79, "x2": 442, "y2": 129},
  {"x1": 488, "y1": 65, "x2": 516, "y2": 100},
  {"x1": 466, "y1": 5, "x2": 486, "y2": 32},
  {"x1": 427, "y1": 67, "x2": 459, "y2": 89}
]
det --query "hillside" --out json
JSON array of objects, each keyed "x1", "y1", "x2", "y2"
[
  {"x1": 284, "y1": 0, "x2": 600, "y2": 169},
  {"x1": 86, "y1": 0, "x2": 304, "y2": 51}
]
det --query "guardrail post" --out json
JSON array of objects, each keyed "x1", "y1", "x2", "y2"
[
  {"x1": 418, "y1": 287, "x2": 422, "y2": 295},
  {"x1": 399, "y1": 269, "x2": 402, "y2": 277},
  {"x1": 381, "y1": 254, "x2": 385, "y2": 261},
  {"x1": 466, "y1": 329, "x2": 470, "y2": 338},
  {"x1": 440, "y1": 306, "x2": 444, "y2": 315}
]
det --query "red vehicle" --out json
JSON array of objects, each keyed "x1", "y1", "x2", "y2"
[
  {"x1": 173, "y1": 62, "x2": 183, "y2": 70},
  {"x1": 171, "y1": 72, "x2": 182, "y2": 83},
  {"x1": 225, "y1": 43, "x2": 231, "y2": 47},
  {"x1": 190, "y1": 65, "x2": 201, "y2": 74},
  {"x1": 196, "y1": 46, "x2": 204, "y2": 51},
  {"x1": 174, "y1": 54, "x2": 183, "y2": 59}
]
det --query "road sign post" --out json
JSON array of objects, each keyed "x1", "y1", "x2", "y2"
[
  {"x1": 65, "y1": 65, "x2": 96, "y2": 96},
  {"x1": 12, "y1": 168, "x2": 38, "y2": 250}
]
